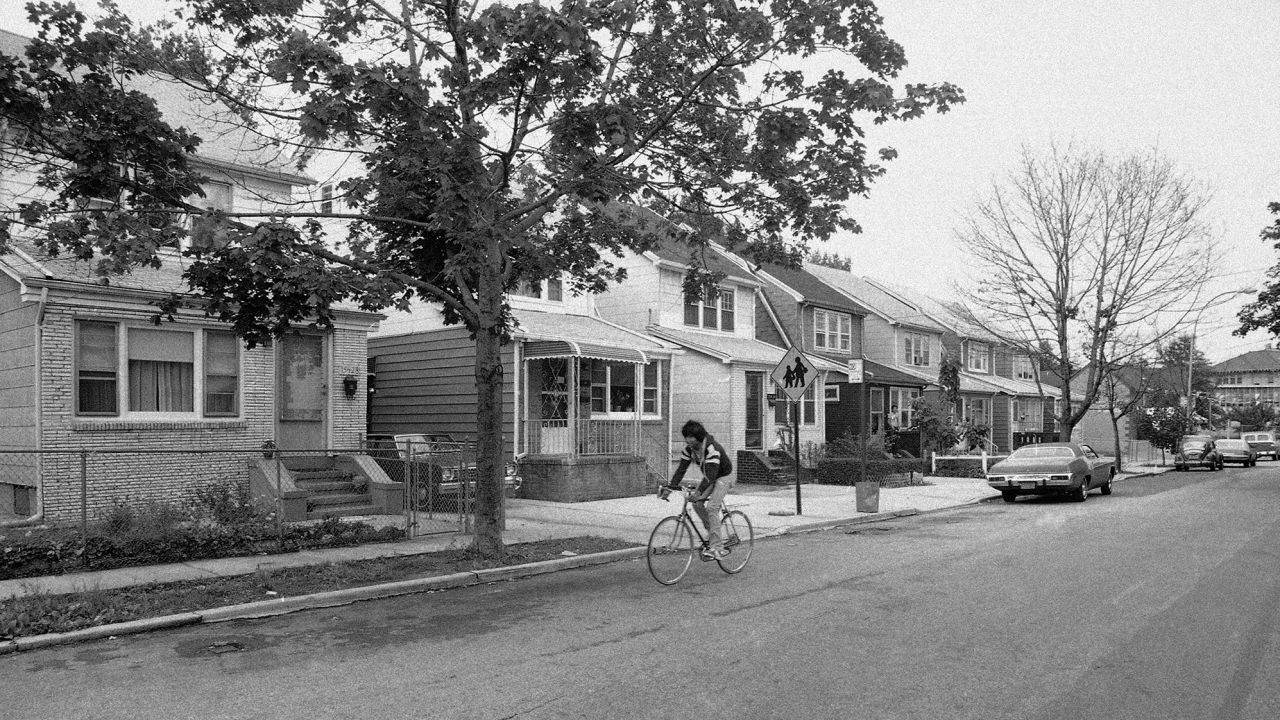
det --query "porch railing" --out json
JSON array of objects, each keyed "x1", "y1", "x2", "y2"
[{"x1": 525, "y1": 419, "x2": 640, "y2": 456}]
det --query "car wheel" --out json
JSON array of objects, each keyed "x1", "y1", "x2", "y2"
[
  {"x1": 1100, "y1": 474, "x2": 1113, "y2": 495},
  {"x1": 1175, "y1": 465, "x2": 1185, "y2": 472},
  {"x1": 1074, "y1": 479, "x2": 1089, "y2": 502},
  {"x1": 1001, "y1": 490, "x2": 1016, "y2": 503}
]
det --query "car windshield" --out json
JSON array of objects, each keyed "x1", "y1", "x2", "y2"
[
  {"x1": 1007, "y1": 446, "x2": 1076, "y2": 460},
  {"x1": 1218, "y1": 440, "x2": 1247, "y2": 450},
  {"x1": 1181, "y1": 441, "x2": 1209, "y2": 451}
]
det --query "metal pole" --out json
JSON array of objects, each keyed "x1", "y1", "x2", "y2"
[
  {"x1": 792, "y1": 398, "x2": 802, "y2": 515},
  {"x1": 274, "y1": 452, "x2": 284, "y2": 551},
  {"x1": 80, "y1": 450, "x2": 88, "y2": 567},
  {"x1": 1186, "y1": 331, "x2": 1195, "y2": 432}
]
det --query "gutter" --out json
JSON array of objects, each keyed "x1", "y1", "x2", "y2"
[{"x1": 1, "y1": 286, "x2": 47, "y2": 528}]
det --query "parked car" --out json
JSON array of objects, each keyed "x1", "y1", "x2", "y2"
[
  {"x1": 1242, "y1": 431, "x2": 1279, "y2": 460},
  {"x1": 1215, "y1": 439, "x2": 1257, "y2": 466},
  {"x1": 1174, "y1": 437, "x2": 1223, "y2": 471},
  {"x1": 985, "y1": 442, "x2": 1116, "y2": 503},
  {"x1": 367, "y1": 433, "x2": 522, "y2": 511}
]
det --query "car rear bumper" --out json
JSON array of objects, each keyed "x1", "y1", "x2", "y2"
[{"x1": 988, "y1": 477, "x2": 1084, "y2": 493}]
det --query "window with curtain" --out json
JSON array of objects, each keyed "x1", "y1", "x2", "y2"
[
  {"x1": 128, "y1": 328, "x2": 194, "y2": 412},
  {"x1": 967, "y1": 342, "x2": 990, "y2": 372},
  {"x1": 1014, "y1": 355, "x2": 1036, "y2": 381},
  {"x1": 585, "y1": 360, "x2": 659, "y2": 416},
  {"x1": 964, "y1": 397, "x2": 991, "y2": 425},
  {"x1": 903, "y1": 332, "x2": 930, "y2": 366},
  {"x1": 204, "y1": 330, "x2": 240, "y2": 416},
  {"x1": 77, "y1": 321, "x2": 118, "y2": 415},
  {"x1": 813, "y1": 309, "x2": 851, "y2": 351}
]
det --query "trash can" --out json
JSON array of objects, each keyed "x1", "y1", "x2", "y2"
[{"x1": 855, "y1": 480, "x2": 880, "y2": 513}]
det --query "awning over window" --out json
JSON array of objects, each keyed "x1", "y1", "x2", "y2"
[{"x1": 523, "y1": 340, "x2": 649, "y2": 364}]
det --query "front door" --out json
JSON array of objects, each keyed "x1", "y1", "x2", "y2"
[
  {"x1": 745, "y1": 372, "x2": 764, "y2": 449},
  {"x1": 277, "y1": 333, "x2": 327, "y2": 451}
]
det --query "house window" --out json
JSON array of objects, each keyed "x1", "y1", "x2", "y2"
[
  {"x1": 683, "y1": 286, "x2": 735, "y2": 331},
  {"x1": 963, "y1": 397, "x2": 990, "y2": 426},
  {"x1": 514, "y1": 277, "x2": 564, "y2": 301},
  {"x1": 128, "y1": 328, "x2": 194, "y2": 412},
  {"x1": 802, "y1": 383, "x2": 816, "y2": 425},
  {"x1": 870, "y1": 387, "x2": 884, "y2": 434},
  {"x1": 319, "y1": 183, "x2": 334, "y2": 214},
  {"x1": 204, "y1": 330, "x2": 240, "y2": 417},
  {"x1": 76, "y1": 321, "x2": 118, "y2": 415},
  {"x1": 903, "y1": 332, "x2": 930, "y2": 367},
  {"x1": 202, "y1": 181, "x2": 234, "y2": 214},
  {"x1": 813, "y1": 309, "x2": 851, "y2": 352},
  {"x1": 824, "y1": 384, "x2": 840, "y2": 402},
  {"x1": 888, "y1": 387, "x2": 920, "y2": 428},
  {"x1": 586, "y1": 360, "x2": 659, "y2": 416},
  {"x1": 1014, "y1": 355, "x2": 1036, "y2": 381},
  {"x1": 75, "y1": 322, "x2": 242, "y2": 417},
  {"x1": 967, "y1": 342, "x2": 990, "y2": 373}
]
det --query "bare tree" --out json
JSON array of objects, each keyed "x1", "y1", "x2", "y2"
[{"x1": 955, "y1": 144, "x2": 1216, "y2": 439}]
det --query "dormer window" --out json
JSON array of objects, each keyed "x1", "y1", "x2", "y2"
[
  {"x1": 903, "y1": 332, "x2": 930, "y2": 367},
  {"x1": 683, "y1": 286, "x2": 735, "y2": 331},
  {"x1": 813, "y1": 309, "x2": 851, "y2": 352},
  {"x1": 1014, "y1": 355, "x2": 1036, "y2": 381},
  {"x1": 967, "y1": 342, "x2": 990, "y2": 373},
  {"x1": 514, "y1": 277, "x2": 564, "y2": 301}
]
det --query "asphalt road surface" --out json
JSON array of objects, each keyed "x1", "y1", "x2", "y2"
[{"x1": 4, "y1": 466, "x2": 1280, "y2": 720}]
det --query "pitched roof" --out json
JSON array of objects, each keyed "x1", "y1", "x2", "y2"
[
  {"x1": 0, "y1": 29, "x2": 310, "y2": 184},
  {"x1": 1210, "y1": 349, "x2": 1280, "y2": 373},
  {"x1": 648, "y1": 325, "x2": 805, "y2": 368},
  {"x1": 513, "y1": 309, "x2": 676, "y2": 358},
  {"x1": 803, "y1": 263, "x2": 944, "y2": 332},
  {"x1": 755, "y1": 262, "x2": 868, "y2": 314}
]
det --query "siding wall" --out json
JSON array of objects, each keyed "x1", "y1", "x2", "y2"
[
  {"x1": 0, "y1": 275, "x2": 36, "y2": 450},
  {"x1": 367, "y1": 326, "x2": 517, "y2": 448},
  {"x1": 592, "y1": 254, "x2": 661, "y2": 331},
  {"x1": 862, "y1": 316, "x2": 898, "y2": 366}
]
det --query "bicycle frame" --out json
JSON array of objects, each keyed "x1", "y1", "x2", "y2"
[{"x1": 648, "y1": 484, "x2": 752, "y2": 584}]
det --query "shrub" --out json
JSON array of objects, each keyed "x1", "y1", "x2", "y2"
[
  {"x1": 929, "y1": 456, "x2": 1006, "y2": 478},
  {"x1": 816, "y1": 458, "x2": 926, "y2": 486},
  {"x1": 189, "y1": 478, "x2": 272, "y2": 525}
]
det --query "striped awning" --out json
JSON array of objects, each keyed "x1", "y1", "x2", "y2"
[{"x1": 522, "y1": 340, "x2": 649, "y2": 364}]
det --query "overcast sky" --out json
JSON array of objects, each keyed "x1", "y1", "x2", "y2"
[{"x1": 5, "y1": 0, "x2": 1278, "y2": 362}]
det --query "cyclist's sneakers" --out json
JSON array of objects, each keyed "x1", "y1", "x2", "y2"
[
  {"x1": 700, "y1": 547, "x2": 727, "y2": 561},
  {"x1": 724, "y1": 534, "x2": 740, "y2": 548}
]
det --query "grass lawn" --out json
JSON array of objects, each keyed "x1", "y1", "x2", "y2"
[{"x1": 1, "y1": 536, "x2": 637, "y2": 641}]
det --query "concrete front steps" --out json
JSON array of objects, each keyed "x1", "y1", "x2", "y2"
[{"x1": 294, "y1": 465, "x2": 381, "y2": 520}]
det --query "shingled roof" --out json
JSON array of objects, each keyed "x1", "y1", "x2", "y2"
[{"x1": 1209, "y1": 349, "x2": 1280, "y2": 373}]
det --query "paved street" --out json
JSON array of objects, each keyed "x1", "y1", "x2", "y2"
[{"x1": 4, "y1": 467, "x2": 1279, "y2": 719}]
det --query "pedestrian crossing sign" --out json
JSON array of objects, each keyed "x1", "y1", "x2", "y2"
[{"x1": 771, "y1": 345, "x2": 818, "y2": 401}]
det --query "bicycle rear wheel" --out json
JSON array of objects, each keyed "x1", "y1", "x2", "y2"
[
  {"x1": 716, "y1": 510, "x2": 753, "y2": 574},
  {"x1": 647, "y1": 516, "x2": 695, "y2": 585}
]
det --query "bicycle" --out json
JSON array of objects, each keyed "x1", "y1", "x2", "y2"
[{"x1": 647, "y1": 484, "x2": 754, "y2": 585}]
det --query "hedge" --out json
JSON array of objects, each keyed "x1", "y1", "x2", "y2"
[
  {"x1": 816, "y1": 458, "x2": 927, "y2": 487},
  {"x1": 930, "y1": 456, "x2": 1007, "y2": 478},
  {"x1": 0, "y1": 518, "x2": 404, "y2": 581}
]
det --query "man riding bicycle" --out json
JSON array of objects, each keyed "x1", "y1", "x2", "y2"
[{"x1": 667, "y1": 420, "x2": 734, "y2": 560}]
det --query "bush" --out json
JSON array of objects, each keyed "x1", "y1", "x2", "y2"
[
  {"x1": 816, "y1": 458, "x2": 926, "y2": 487},
  {"x1": 929, "y1": 456, "x2": 1006, "y2": 478},
  {"x1": 0, "y1": 480, "x2": 405, "y2": 581}
]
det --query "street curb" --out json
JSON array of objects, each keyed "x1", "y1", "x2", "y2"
[{"x1": 0, "y1": 547, "x2": 649, "y2": 655}]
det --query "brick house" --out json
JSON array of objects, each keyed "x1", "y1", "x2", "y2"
[
  {"x1": 0, "y1": 30, "x2": 383, "y2": 522},
  {"x1": 1209, "y1": 348, "x2": 1280, "y2": 411}
]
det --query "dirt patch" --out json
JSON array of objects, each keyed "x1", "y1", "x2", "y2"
[{"x1": 1, "y1": 536, "x2": 637, "y2": 641}]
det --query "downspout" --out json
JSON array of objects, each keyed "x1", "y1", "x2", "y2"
[
  {"x1": 512, "y1": 341, "x2": 523, "y2": 458},
  {"x1": 3, "y1": 285, "x2": 48, "y2": 527}
]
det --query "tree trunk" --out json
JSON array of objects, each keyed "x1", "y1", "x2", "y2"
[
  {"x1": 1110, "y1": 411, "x2": 1124, "y2": 473},
  {"x1": 472, "y1": 256, "x2": 508, "y2": 557}
]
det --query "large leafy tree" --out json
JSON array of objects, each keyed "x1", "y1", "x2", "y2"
[
  {"x1": 1238, "y1": 202, "x2": 1280, "y2": 337},
  {"x1": 0, "y1": 0, "x2": 961, "y2": 555}
]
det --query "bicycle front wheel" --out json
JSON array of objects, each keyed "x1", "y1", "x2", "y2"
[
  {"x1": 647, "y1": 516, "x2": 695, "y2": 585},
  {"x1": 716, "y1": 510, "x2": 754, "y2": 574}
]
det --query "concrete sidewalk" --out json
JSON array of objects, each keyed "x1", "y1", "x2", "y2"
[{"x1": 0, "y1": 476, "x2": 999, "y2": 601}]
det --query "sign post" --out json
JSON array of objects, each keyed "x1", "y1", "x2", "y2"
[{"x1": 771, "y1": 346, "x2": 819, "y2": 515}]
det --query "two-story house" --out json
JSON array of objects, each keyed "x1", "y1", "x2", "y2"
[
  {"x1": 0, "y1": 30, "x2": 382, "y2": 523},
  {"x1": 1209, "y1": 349, "x2": 1280, "y2": 410},
  {"x1": 593, "y1": 236, "x2": 843, "y2": 482},
  {"x1": 804, "y1": 264, "x2": 938, "y2": 456},
  {"x1": 886, "y1": 286, "x2": 1061, "y2": 451}
]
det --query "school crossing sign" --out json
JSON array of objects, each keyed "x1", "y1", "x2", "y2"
[{"x1": 771, "y1": 345, "x2": 818, "y2": 402}]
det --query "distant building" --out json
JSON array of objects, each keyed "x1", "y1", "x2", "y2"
[{"x1": 1208, "y1": 348, "x2": 1280, "y2": 409}]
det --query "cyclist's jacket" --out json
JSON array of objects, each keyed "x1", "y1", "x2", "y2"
[{"x1": 670, "y1": 435, "x2": 733, "y2": 492}]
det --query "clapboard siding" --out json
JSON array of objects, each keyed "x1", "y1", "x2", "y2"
[
  {"x1": 0, "y1": 275, "x2": 36, "y2": 450},
  {"x1": 367, "y1": 326, "x2": 517, "y2": 447}
]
